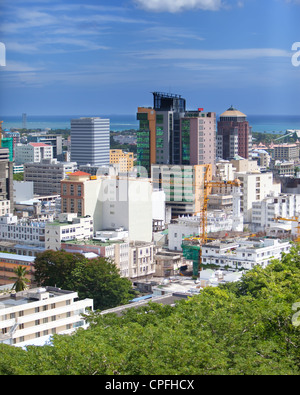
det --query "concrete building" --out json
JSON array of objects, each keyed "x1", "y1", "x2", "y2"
[
  {"x1": 61, "y1": 238, "x2": 130, "y2": 278},
  {"x1": 128, "y1": 241, "x2": 155, "y2": 279},
  {"x1": 110, "y1": 149, "x2": 134, "y2": 172},
  {"x1": 251, "y1": 193, "x2": 300, "y2": 232},
  {"x1": 0, "y1": 286, "x2": 93, "y2": 347},
  {"x1": 180, "y1": 110, "x2": 216, "y2": 170},
  {"x1": 168, "y1": 212, "x2": 235, "y2": 252},
  {"x1": 273, "y1": 144, "x2": 299, "y2": 162},
  {"x1": 217, "y1": 106, "x2": 252, "y2": 160},
  {"x1": 27, "y1": 134, "x2": 63, "y2": 160},
  {"x1": 151, "y1": 164, "x2": 213, "y2": 218},
  {"x1": 0, "y1": 213, "x2": 46, "y2": 249},
  {"x1": 202, "y1": 238, "x2": 291, "y2": 270},
  {"x1": 61, "y1": 171, "x2": 153, "y2": 243},
  {"x1": 71, "y1": 117, "x2": 110, "y2": 167},
  {"x1": 45, "y1": 213, "x2": 94, "y2": 251},
  {"x1": 235, "y1": 171, "x2": 281, "y2": 223},
  {"x1": 24, "y1": 159, "x2": 77, "y2": 196},
  {"x1": 15, "y1": 143, "x2": 53, "y2": 166}
]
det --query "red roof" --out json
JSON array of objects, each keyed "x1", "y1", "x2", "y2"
[
  {"x1": 69, "y1": 171, "x2": 91, "y2": 176},
  {"x1": 29, "y1": 143, "x2": 52, "y2": 147}
]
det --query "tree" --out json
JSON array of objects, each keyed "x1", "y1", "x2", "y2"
[
  {"x1": 34, "y1": 250, "x2": 84, "y2": 289},
  {"x1": 71, "y1": 257, "x2": 136, "y2": 310},
  {"x1": 33, "y1": 250, "x2": 135, "y2": 310},
  {"x1": 10, "y1": 266, "x2": 30, "y2": 292}
]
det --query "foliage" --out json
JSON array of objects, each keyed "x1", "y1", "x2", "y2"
[
  {"x1": 10, "y1": 266, "x2": 30, "y2": 292},
  {"x1": 33, "y1": 250, "x2": 135, "y2": 310},
  {"x1": 1, "y1": 245, "x2": 300, "y2": 375},
  {"x1": 13, "y1": 172, "x2": 24, "y2": 181}
]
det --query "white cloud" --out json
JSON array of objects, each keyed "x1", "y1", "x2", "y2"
[
  {"x1": 137, "y1": 48, "x2": 292, "y2": 60},
  {"x1": 133, "y1": 0, "x2": 223, "y2": 12}
]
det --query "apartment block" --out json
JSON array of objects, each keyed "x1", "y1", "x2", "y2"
[
  {"x1": 0, "y1": 286, "x2": 93, "y2": 347},
  {"x1": 168, "y1": 212, "x2": 234, "y2": 252},
  {"x1": 24, "y1": 159, "x2": 77, "y2": 196},
  {"x1": 128, "y1": 241, "x2": 155, "y2": 279}
]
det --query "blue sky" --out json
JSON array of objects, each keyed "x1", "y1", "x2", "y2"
[{"x1": 0, "y1": 0, "x2": 299, "y2": 116}]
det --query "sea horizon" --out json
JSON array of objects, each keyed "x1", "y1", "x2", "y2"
[{"x1": 1, "y1": 113, "x2": 300, "y2": 134}]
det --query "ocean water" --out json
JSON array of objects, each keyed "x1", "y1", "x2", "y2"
[{"x1": 0, "y1": 114, "x2": 300, "y2": 133}]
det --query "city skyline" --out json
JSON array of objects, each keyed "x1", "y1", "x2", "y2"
[{"x1": 0, "y1": 0, "x2": 299, "y2": 116}]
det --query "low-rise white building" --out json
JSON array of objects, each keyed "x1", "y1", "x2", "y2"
[
  {"x1": 0, "y1": 286, "x2": 93, "y2": 347},
  {"x1": 0, "y1": 213, "x2": 46, "y2": 251},
  {"x1": 202, "y1": 238, "x2": 291, "y2": 270},
  {"x1": 168, "y1": 212, "x2": 234, "y2": 252},
  {"x1": 45, "y1": 213, "x2": 94, "y2": 251}
]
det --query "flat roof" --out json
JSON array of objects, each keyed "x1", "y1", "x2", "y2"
[{"x1": 0, "y1": 252, "x2": 35, "y2": 262}]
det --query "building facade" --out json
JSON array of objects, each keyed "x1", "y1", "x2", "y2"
[
  {"x1": 110, "y1": 149, "x2": 134, "y2": 172},
  {"x1": 0, "y1": 286, "x2": 93, "y2": 347},
  {"x1": 71, "y1": 117, "x2": 110, "y2": 167},
  {"x1": 24, "y1": 159, "x2": 77, "y2": 196},
  {"x1": 15, "y1": 143, "x2": 53, "y2": 166},
  {"x1": 202, "y1": 238, "x2": 291, "y2": 271},
  {"x1": 217, "y1": 106, "x2": 252, "y2": 160},
  {"x1": 151, "y1": 164, "x2": 213, "y2": 218},
  {"x1": 137, "y1": 93, "x2": 216, "y2": 175}
]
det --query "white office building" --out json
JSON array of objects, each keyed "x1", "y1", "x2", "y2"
[
  {"x1": 71, "y1": 117, "x2": 110, "y2": 166},
  {"x1": 252, "y1": 193, "x2": 300, "y2": 232},
  {"x1": 235, "y1": 172, "x2": 281, "y2": 223},
  {"x1": 15, "y1": 143, "x2": 53, "y2": 166},
  {"x1": 0, "y1": 286, "x2": 93, "y2": 347},
  {"x1": 202, "y1": 238, "x2": 291, "y2": 271},
  {"x1": 45, "y1": 213, "x2": 94, "y2": 251}
]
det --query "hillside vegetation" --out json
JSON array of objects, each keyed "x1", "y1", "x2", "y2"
[{"x1": 1, "y1": 245, "x2": 300, "y2": 375}]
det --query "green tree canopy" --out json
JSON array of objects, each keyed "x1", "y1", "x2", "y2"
[
  {"x1": 1, "y1": 245, "x2": 300, "y2": 375},
  {"x1": 33, "y1": 250, "x2": 135, "y2": 310}
]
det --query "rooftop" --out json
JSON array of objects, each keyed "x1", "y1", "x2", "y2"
[{"x1": 220, "y1": 106, "x2": 247, "y2": 118}]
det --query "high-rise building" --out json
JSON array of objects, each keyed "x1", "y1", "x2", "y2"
[
  {"x1": 71, "y1": 117, "x2": 110, "y2": 167},
  {"x1": 180, "y1": 110, "x2": 216, "y2": 170},
  {"x1": 217, "y1": 106, "x2": 252, "y2": 160},
  {"x1": 137, "y1": 93, "x2": 216, "y2": 174}
]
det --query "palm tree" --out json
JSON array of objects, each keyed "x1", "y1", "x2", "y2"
[{"x1": 10, "y1": 266, "x2": 30, "y2": 292}]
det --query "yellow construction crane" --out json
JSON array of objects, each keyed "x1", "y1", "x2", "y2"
[
  {"x1": 273, "y1": 216, "x2": 300, "y2": 243},
  {"x1": 183, "y1": 167, "x2": 241, "y2": 275}
]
